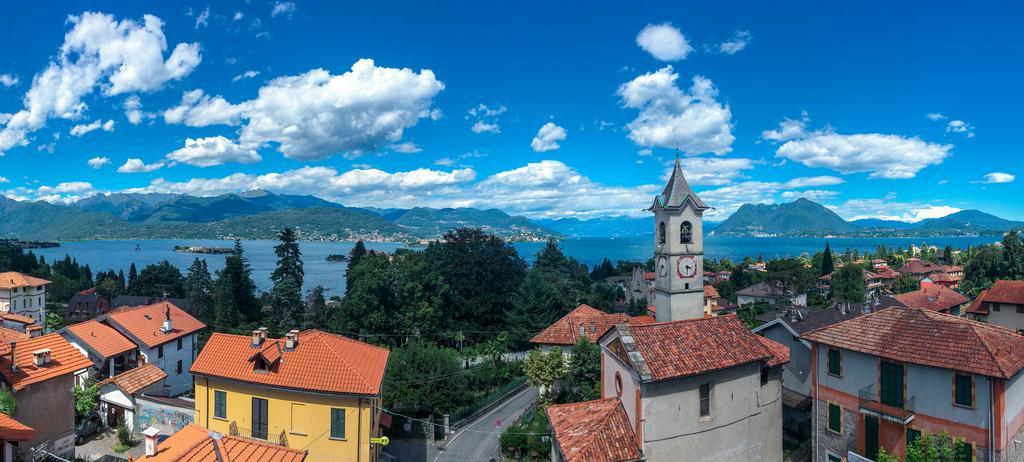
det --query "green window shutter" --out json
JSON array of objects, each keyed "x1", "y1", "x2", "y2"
[
  {"x1": 881, "y1": 362, "x2": 904, "y2": 408},
  {"x1": 331, "y1": 408, "x2": 346, "y2": 439},
  {"x1": 828, "y1": 403, "x2": 841, "y2": 433},
  {"x1": 907, "y1": 428, "x2": 921, "y2": 447},
  {"x1": 214, "y1": 390, "x2": 227, "y2": 419},
  {"x1": 956, "y1": 441, "x2": 973, "y2": 461},
  {"x1": 828, "y1": 349, "x2": 841, "y2": 375},
  {"x1": 955, "y1": 374, "x2": 973, "y2": 407}
]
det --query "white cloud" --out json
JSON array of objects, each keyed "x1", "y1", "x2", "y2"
[
  {"x1": 434, "y1": 157, "x2": 455, "y2": 166},
  {"x1": 926, "y1": 113, "x2": 947, "y2": 121},
  {"x1": 271, "y1": 2, "x2": 297, "y2": 18},
  {"x1": 390, "y1": 141, "x2": 422, "y2": 154},
  {"x1": 780, "y1": 189, "x2": 838, "y2": 201},
  {"x1": 117, "y1": 158, "x2": 166, "y2": 173},
  {"x1": 0, "y1": 12, "x2": 200, "y2": 154},
  {"x1": 717, "y1": 30, "x2": 752, "y2": 55},
  {"x1": 677, "y1": 157, "x2": 756, "y2": 186},
  {"x1": 124, "y1": 96, "x2": 145, "y2": 124},
  {"x1": 831, "y1": 198, "x2": 961, "y2": 222},
  {"x1": 782, "y1": 176, "x2": 845, "y2": 188},
  {"x1": 0, "y1": 176, "x2": 8, "y2": 183},
  {"x1": 232, "y1": 70, "x2": 260, "y2": 82},
  {"x1": 637, "y1": 148, "x2": 653, "y2": 156},
  {"x1": 618, "y1": 67, "x2": 734, "y2": 155},
  {"x1": 636, "y1": 23, "x2": 692, "y2": 61},
  {"x1": 980, "y1": 172, "x2": 1015, "y2": 184},
  {"x1": 530, "y1": 122, "x2": 567, "y2": 152},
  {"x1": 163, "y1": 59, "x2": 444, "y2": 160},
  {"x1": 945, "y1": 119, "x2": 975, "y2": 138},
  {"x1": 0, "y1": 74, "x2": 18, "y2": 87},
  {"x1": 766, "y1": 115, "x2": 951, "y2": 179},
  {"x1": 69, "y1": 119, "x2": 114, "y2": 137},
  {"x1": 165, "y1": 136, "x2": 261, "y2": 167},
  {"x1": 194, "y1": 7, "x2": 210, "y2": 28},
  {"x1": 471, "y1": 121, "x2": 500, "y2": 134},
  {"x1": 233, "y1": 11, "x2": 244, "y2": 21},
  {"x1": 87, "y1": 156, "x2": 110, "y2": 169}
]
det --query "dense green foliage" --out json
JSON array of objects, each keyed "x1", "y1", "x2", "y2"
[
  {"x1": 523, "y1": 349, "x2": 565, "y2": 404},
  {"x1": 132, "y1": 260, "x2": 184, "y2": 297},
  {"x1": 564, "y1": 339, "x2": 601, "y2": 403},
  {"x1": 269, "y1": 227, "x2": 304, "y2": 334},
  {"x1": 875, "y1": 430, "x2": 970, "y2": 462},
  {"x1": 821, "y1": 242, "x2": 834, "y2": 276},
  {"x1": 831, "y1": 263, "x2": 867, "y2": 303},
  {"x1": 184, "y1": 258, "x2": 214, "y2": 324},
  {"x1": 212, "y1": 241, "x2": 260, "y2": 331},
  {"x1": 74, "y1": 382, "x2": 99, "y2": 418}
]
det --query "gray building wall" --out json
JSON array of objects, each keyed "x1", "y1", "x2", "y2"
[
  {"x1": 14, "y1": 374, "x2": 76, "y2": 459},
  {"x1": 601, "y1": 346, "x2": 641, "y2": 432},
  {"x1": 640, "y1": 361, "x2": 783, "y2": 462},
  {"x1": 980, "y1": 303, "x2": 1024, "y2": 332},
  {"x1": 756, "y1": 321, "x2": 811, "y2": 396}
]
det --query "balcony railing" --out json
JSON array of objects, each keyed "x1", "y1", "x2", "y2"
[
  {"x1": 227, "y1": 421, "x2": 288, "y2": 446},
  {"x1": 859, "y1": 385, "x2": 915, "y2": 424}
]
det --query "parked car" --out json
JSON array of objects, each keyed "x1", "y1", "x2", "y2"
[{"x1": 74, "y1": 412, "x2": 103, "y2": 445}]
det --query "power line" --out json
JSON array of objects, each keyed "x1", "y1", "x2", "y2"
[{"x1": 375, "y1": 404, "x2": 550, "y2": 437}]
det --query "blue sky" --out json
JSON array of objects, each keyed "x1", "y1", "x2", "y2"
[{"x1": 1, "y1": 1, "x2": 1021, "y2": 221}]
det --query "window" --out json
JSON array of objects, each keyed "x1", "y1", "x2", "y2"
[
  {"x1": 907, "y1": 428, "x2": 921, "y2": 447},
  {"x1": 177, "y1": 338, "x2": 183, "y2": 350},
  {"x1": 330, "y1": 408, "x2": 346, "y2": 439},
  {"x1": 880, "y1": 361, "x2": 905, "y2": 408},
  {"x1": 760, "y1": 367, "x2": 769, "y2": 386},
  {"x1": 157, "y1": 345, "x2": 164, "y2": 359},
  {"x1": 1017, "y1": 305, "x2": 1024, "y2": 314},
  {"x1": 658, "y1": 222, "x2": 666, "y2": 244},
  {"x1": 213, "y1": 390, "x2": 227, "y2": 419},
  {"x1": 994, "y1": 304, "x2": 1001, "y2": 312},
  {"x1": 827, "y1": 403, "x2": 842, "y2": 433},
  {"x1": 699, "y1": 382, "x2": 711, "y2": 417},
  {"x1": 827, "y1": 454, "x2": 842, "y2": 462},
  {"x1": 252, "y1": 398, "x2": 269, "y2": 440},
  {"x1": 680, "y1": 221, "x2": 693, "y2": 244},
  {"x1": 176, "y1": 360, "x2": 182, "y2": 375},
  {"x1": 954, "y1": 374, "x2": 973, "y2": 407},
  {"x1": 827, "y1": 348, "x2": 842, "y2": 377},
  {"x1": 955, "y1": 441, "x2": 973, "y2": 461}
]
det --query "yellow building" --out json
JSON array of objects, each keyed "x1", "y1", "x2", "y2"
[{"x1": 191, "y1": 328, "x2": 389, "y2": 462}]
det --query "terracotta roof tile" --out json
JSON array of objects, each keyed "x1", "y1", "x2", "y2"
[
  {"x1": 888, "y1": 286, "x2": 969, "y2": 313},
  {"x1": 546, "y1": 398, "x2": 642, "y2": 462},
  {"x1": 703, "y1": 285, "x2": 720, "y2": 299},
  {"x1": 896, "y1": 260, "x2": 947, "y2": 276},
  {"x1": 139, "y1": 424, "x2": 306, "y2": 462},
  {"x1": 0, "y1": 333, "x2": 92, "y2": 390},
  {"x1": 967, "y1": 289, "x2": 990, "y2": 315},
  {"x1": 530, "y1": 305, "x2": 649, "y2": 346},
  {"x1": 0, "y1": 328, "x2": 29, "y2": 355},
  {"x1": 64, "y1": 320, "x2": 137, "y2": 359},
  {"x1": 192, "y1": 330, "x2": 389, "y2": 396},
  {"x1": 985, "y1": 280, "x2": 1024, "y2": 305},
  {"x1": 624, "y1": 315, "x2": 782, "y2": 381},
  {"x1": 100, "y1": 363, "x2": 166, "y2": 395},
  {"x1": 1, "y1": 313, "x2": 36, "y2": 326},
  {"x1": 104, "y1": 302, "x2": 206, "y2": 349},
  {"x1": 757, "y1": 336, "x2": 790, "y2": 368},
  {"x1": 0, "y1": 413, "x2": 35, "y2": 441},
  {"x1": 0, "y1": 272, "x2": 51, "y2": 289},
  {"x1": 804, "y1": 306, "x2": 1024, "y2": 379}
]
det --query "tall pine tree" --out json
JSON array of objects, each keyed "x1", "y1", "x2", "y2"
[
  {"x1": 821, "y1": 241, "x2": 834, "y2": 276},
  {"x1": 127, "y1": 263, "x2": 138, "y2": 294},
  {"x1": 213, "y1": 240, "x2": 259, "y2": 330},
  {"x1": 270, "y1": 228, "x2": 304, "y2": 333},
  {"x1": 345, "y1": 240, "x2": 367, "y2": 296},
  {"x1": 185, "y1": 258, "x2": 214, "y2": 324}
]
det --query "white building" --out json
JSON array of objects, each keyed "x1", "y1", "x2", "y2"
[{"x1": 0, "y1": 272, "x2": 50, "y2": 324}]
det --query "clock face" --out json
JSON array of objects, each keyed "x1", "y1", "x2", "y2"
[
  {"x1": 658, "y1": 256, "x2": 669, "y2": 277},
  {"x1": 677, "y1": 256, "x2": 697, "y2": 279}
]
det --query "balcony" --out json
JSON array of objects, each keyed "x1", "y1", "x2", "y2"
[
  {"x1": 227, "y1": 421, "x2": 288, "y2": 446},
  {"x1": 859, "y1": 385, "x2": 915, "y2": 425}
]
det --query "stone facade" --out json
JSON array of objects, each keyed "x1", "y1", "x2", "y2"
[{"x1": 813, "y1": 399, "x2": 858, "y2": 461}]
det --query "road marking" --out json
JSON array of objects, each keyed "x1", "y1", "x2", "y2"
[{"x1": 433, "y1": 386, "x2": 534, "y2": 462}]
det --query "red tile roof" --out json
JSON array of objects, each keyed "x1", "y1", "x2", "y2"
[
  {"x1": 0, "y1": 413, "x2": 35, "y2": 441},
  {"x1": 643, "y1": 272, "x2": 655, "y2": 281},
  {"x1": 616, "y1": 315, "x2": 789, "y2": 382},
  {"x1": 104, "y1": 302, "x2": 206, "y2": 349},
  {"x1": 757, "y1": 336, "x2": 791, "y2": 368},
  {"x1": 99, "y1": 363, "x2": 166, "y2": 395},
  {"x1": 192, "y1": 330, "x2": 389, "y2": 396},
  {"x1": 896, "y1": 260, "x2": 946, "y2": 276},
  {"x1": 890, "y1": 285, "x2": 969, "y2": 313},
  {"x1": 0, "y1": 333, "x2": 93, "y2": 390},
  {"x1": 64, "y1": 320, "x2": 136, "y2": 359},
  {"x1": 0, "y1": 272, "x2": 51, "y2": 289},
  {"x1": 0, "y1": 328, "x2": 29, "y2": 355},
  {"x1": 139, "y1": 424, "x2": 306, "y2": 462},
  {"x1": 546, "y1": 398, "x2": 642, "y2": 462},
  {"x1": 530, "y1": 305, "x2": 650, "y2": 346},
  {"x1": 804, "y1": 306, "x2": 1024, "y2": 379},
  {"x1": 927, "y1": 272, "x2": 960, "y2": 283},
  {"x1": 703, "y1": 285, "x2": 720, "y2": 299},
  {"x1": 984, "y1": 280, "x2": 1024, "y2": 306},
  {"x1": 967, "y1": 289, "x2": 990, "y2": 315}
]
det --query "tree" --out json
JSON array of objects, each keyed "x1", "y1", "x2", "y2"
[
  {"x1": 213, "y1": 241, "x2": 260, "y2": 330},
  {"x1": 270, "y1": 228, "x2": 305, "y2": 333},
  {"x1": 585, "y1": 283, "x2": 622, "y2": 312},
  {"x1": 345, "y1": 240, "x2": 367, "y2": 296},
  {"x1": 0, "y1": 388, "x2": 16, "y2": 416},
  {"x1": 184, "y1": 259, "x2": 214, "y2": 324},
  {"x1": 589, "y1": 257, "x2": 616, "y2": 281},
  {"x1": 302, "y1": 285, "x2": 328, "y2": 330},
  {"x1": 134, "y1": 261, "x2": 184, "y2": 297},
  {"x1": 507, "y1": 241, "x2": 589, "y2": 348},
  {"x1": 74, "y1": 382, "x2": 99, "y2": 418},
  {"x1": 44, "y1": 312, "x2": 64, "y2": 332},
  {"x1": 831, "y1": 264, "x2": 867, "y2": 303},
  {"x1": 564, "y1": 339, "x2": 601, "y2": 403},
  {"x1": 821, "y1": 242, "x2": 834, "y2": 276},
  {"x1": 332, "y1": 253, "x2": 398, "y2": 341},
  {"x1": 382, "y1": 340, "x2": 466, "y2": 414},
  {"x1": 523, "y1": 348, "x2": 565, "y2": 403},
  {"x1": 961, "y1": 245, "x2": 1003, "y2": 296},
  {"x1": 892, "y1": 274, "x2": 920, "y2": 294},
  {"x1": 1002, "y1": 230, "x2": 1024, "y2": 280},
  {"x1": 766, "y1": 258, "x2": 814, "y2": 296},
  {"x1": 127, "y1": 263, "x2": 138, "y2": 294}
]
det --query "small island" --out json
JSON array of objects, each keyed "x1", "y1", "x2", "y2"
[
  {"x1": 325, "y1": 254, "x2": 348, "y2": 262},
  {"x1": 174, "y1": 245, "x2": 233, "y2": 254}
]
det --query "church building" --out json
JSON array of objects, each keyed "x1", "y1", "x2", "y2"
[{"x1": 548, "y1": 158, "x2": 789, "y2": 462}]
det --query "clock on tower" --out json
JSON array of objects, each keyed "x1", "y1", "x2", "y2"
[{"x1": 649, "y1": 157, "x2": 711, "y2": 322}]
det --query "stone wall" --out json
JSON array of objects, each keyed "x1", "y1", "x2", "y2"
[{"x1": 813, "y1": 399, "x2": 858, "y2": 461}]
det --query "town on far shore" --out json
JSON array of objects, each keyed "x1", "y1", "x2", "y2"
[{"x1": 0, "y1": 160, "x2": 1018, "y2": 462}]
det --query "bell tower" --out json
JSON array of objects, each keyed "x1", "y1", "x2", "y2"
[{"x1": 650, "y1": 157, "x2": 710, "y2": 322}]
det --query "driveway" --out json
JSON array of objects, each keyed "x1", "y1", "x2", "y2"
[
  {"x1": 75, "y1": 429, "x2": 144, "y2": 462},
  {"x1": 433, "y1": 386, "x2": 539, "y2": 462}
]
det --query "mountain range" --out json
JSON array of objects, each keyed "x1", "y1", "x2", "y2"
[{"x1": 0, "y1": 192, "x2": 1019, "y2": 241}]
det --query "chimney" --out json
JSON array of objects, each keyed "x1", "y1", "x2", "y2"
[
  {"x1": 142, "y1": 426, "x2": 161, "y2": 456},
  {"x1": 285, "y1": 329, "x2": 300, "y2": 350},
  {"x1": 9, "y1": 341, "x2": 16, "y2": 372},
  {"x1": 32, "y1": 348, "x2": 51, "y2": 367},
  {"x1": 26, "y1": 326, "x2": 41, "y2": 338},
  {"x1": 258, "y1": 327, "x2": 269, "y2": 341},
  {"x1": 920, "y1": 278, "x2": 934, "y2": 290},
  {"x1": 161, "y1": 304, "x2": 173, "y2": 333},
  {"x1": 251, "y1": 329, "x2": 264, "y2": 348}
]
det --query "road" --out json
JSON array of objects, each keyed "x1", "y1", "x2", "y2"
[{"x1": 433, "y1": 386, "x2": 539, "y2": 462}]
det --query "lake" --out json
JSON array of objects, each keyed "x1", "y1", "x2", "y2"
[{"x1": 30, "y1": 236, "x2": 999, "y2": 297}]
